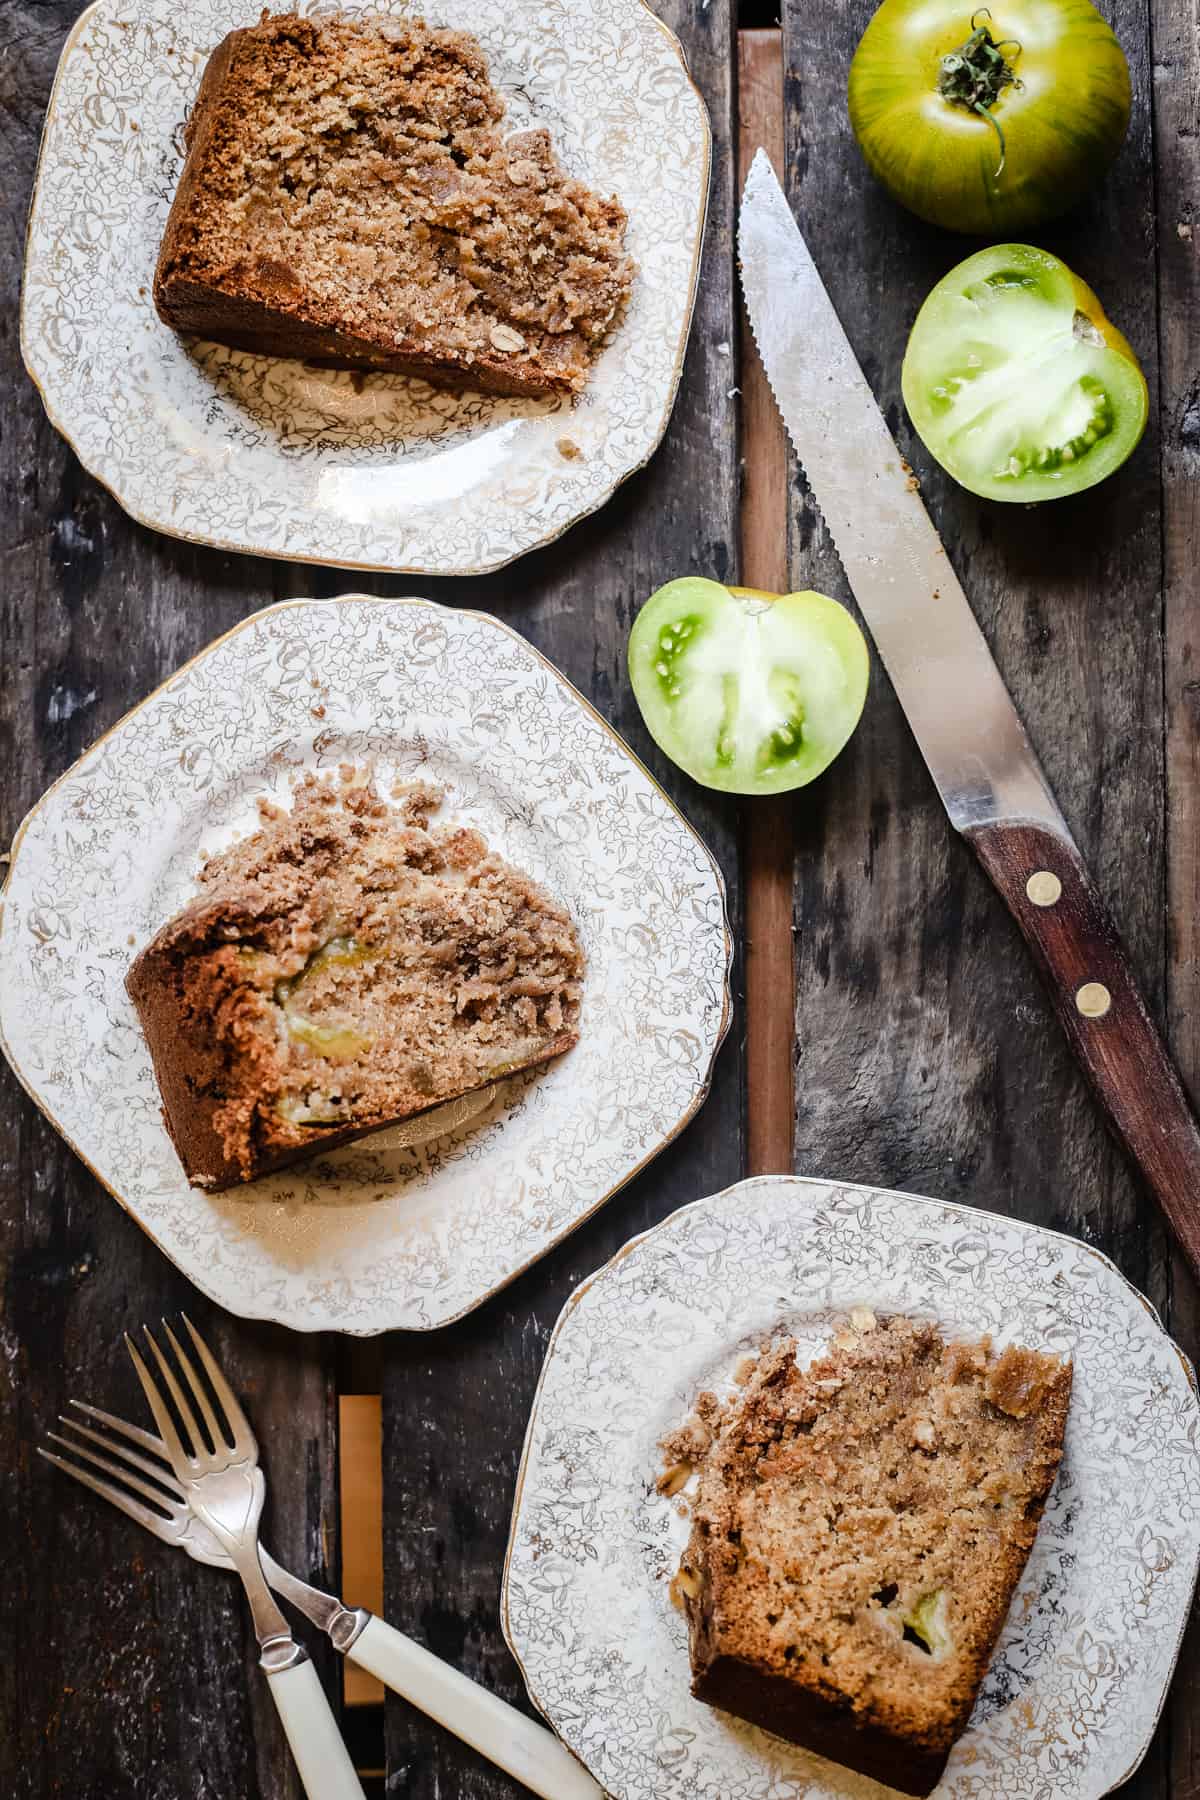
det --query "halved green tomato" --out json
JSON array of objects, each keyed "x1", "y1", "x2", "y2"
[
  {"x1": 627, "y1": 579, "x2": 870, "y2": 795},
  {"x1": 902, "y1": 244, "x2": 1147, "y2": 502}
]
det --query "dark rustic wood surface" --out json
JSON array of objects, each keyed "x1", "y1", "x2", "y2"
[
  {"x1": 0, "y1": 0, "x2": 743, "y2": 1795},
  {"x1": 1, "y1": 0, "x2": 1197, "y2": 1794}
]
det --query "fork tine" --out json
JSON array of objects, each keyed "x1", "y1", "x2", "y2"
[
  {"x1": 125, "y1": 1331, "x2": 193, "y2": 1470},
  {"x1": 60, "y1": 1415, "x2": 187, "y2": 1499},
  {"x1": 47, "y1": 1428, "x2": 184, "y2": 1515},
  {"x1": 71, "y1": 1404, "x2": 174, "y2": 1461},
  {"x1": 162, "y1": 1319, "x2": 226, "y2": 1451},
  {"x1": 145, "y1": 1323, "x2": 210, "y2": 1457},
  {"x1": 181, "y1": 1313, "x2": 254, "y2": 1452},
  {"x1": 38, "y1": 1446, "x2": 182, "y2": 1546},
  {"x1": 70, "y1": 1399, "x2": 176, "y2": 1461}
]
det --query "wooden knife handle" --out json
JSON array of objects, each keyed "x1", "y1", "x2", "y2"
[{"x1": 965, "y1": 817, "x2": 1200, "y2": 1278}]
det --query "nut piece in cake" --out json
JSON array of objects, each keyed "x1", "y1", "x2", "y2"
[
  {"x1": 126, "y1": 774, "x2": 585, "y2": 1189},
  {"x1": 673, "y1": 1316, "x2": 1072, "y2": 1796},
  {"x1": 154, "y1": 12, "x2": 634, "y2": 398}
]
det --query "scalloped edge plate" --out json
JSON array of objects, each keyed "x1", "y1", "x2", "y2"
[
  {"x1": 504, "y1": 1175, "x2": 1200, "y2": 1798},
  {"x1": 0, "y1": 596, "x2": 733, "y2": 1333},
  {"x1": 21, "y1": 0, "x2": 709, "y2": 575}
]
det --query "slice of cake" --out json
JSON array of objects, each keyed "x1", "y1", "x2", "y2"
[
  {"x1": 126, "y1": 774, "x2": 584, "y2": 1189},
  {"x1": 672, "y1": 1316, "x2": 1072, "y2": 1796},
  {"x1": 154, "y1": 12, "x2": 634, "y2": 397}
]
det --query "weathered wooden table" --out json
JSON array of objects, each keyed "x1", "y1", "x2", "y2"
[{"x1": 3, "y1": 0, "x2": 1198, "y2": 1793}]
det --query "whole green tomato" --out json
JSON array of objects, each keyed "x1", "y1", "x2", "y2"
[{"x1": 848, "y1": 0, "x2": 1130, "y2": 234}]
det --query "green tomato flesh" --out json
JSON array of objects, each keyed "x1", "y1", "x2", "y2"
[
  {"x1": 628, "y1": 580, "x2": 870, "y2": 796},
  {"x1": 849, "y1": 0, "x2": 1131, "y2": 235},
  {"x1": 902, "y1": 244, "x2": 1147, "y2": 502}
]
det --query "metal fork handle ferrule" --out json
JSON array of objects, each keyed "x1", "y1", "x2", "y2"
[
  {"x1": 259, "y1": 1633, "x2": 310, "y2": 1675},
  {"x1": 327, "y1": 1605, "x2": 371, "y2": 1656}
]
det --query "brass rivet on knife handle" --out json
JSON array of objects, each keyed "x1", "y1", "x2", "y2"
[
  {"x1": 1076, "y1": 982, "x2": 1113, "y2": 1019},
  {"x1": 1026, "y1": 870, "x2": 1062, "y2": 907}
]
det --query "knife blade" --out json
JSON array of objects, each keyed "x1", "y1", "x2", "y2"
[{"x1": 738, "y1": 147, "x2": 1200, "y2": 1278}]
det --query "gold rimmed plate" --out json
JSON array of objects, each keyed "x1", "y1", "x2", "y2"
[
  {"x1": 21, "y1": 0, "x2": 709, "y2": 575},
  {"x1": 504, "y1": 1175, "x2": 1200, "y2": 1797},
  {"x1": 0, "y1": 597, "x2": 732, "y2": 1333}
]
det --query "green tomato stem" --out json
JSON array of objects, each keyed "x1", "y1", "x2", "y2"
[{"x1": 937, "y1": 10, "x2": 1022, "y2": 179}]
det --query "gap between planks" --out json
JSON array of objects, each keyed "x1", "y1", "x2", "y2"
[
  {"x1": 738, "y1": 29, "x2": 796, "y2": 1177},
  {"x1": 340, "y1": 1390, "x2": 385, "y2": 1707}
]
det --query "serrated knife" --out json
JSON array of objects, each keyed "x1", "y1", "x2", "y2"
[{"x1": 739, "y1": 148, "x2": 1200, "y2": 1278}]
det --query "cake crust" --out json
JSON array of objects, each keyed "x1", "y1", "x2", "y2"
[
  {"x1": 126, "y1": 775, "x2": 584, "y2": 1189},
  {"x1": 673, "y1": 1317, "x2": 1072, "y2": 1796},
  {"x1": 154, "y1": 12, "x2": 634, "y2": 397}
]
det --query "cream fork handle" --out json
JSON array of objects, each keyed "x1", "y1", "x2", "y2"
[
  {"x1": 347, "y1": 1615, "x2": 602, "y2": 1799},
  {"x1": 267, "y1": 1658, "x2": 367, "y2": 1800}
]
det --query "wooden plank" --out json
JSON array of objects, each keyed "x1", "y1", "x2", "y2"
[
  {"x1": 1154, "y1": 0, "x2": 1200, "y2": 1778},
  {"x1": 340, "y1": 1396, "x2": 385, "y2": 1708},
  {"x1": 780, "y1": 0, "x2": 1172, "y2": 1791},
  {"x1": 0, "y1": 9, "x2": 342, "y2": 1796},
  {"x1": 738, "y1": 31, "x2": 796, "y2": 1179},
  {"x1": 379, "y1": 1, "x2": 743, "y2": 1792}
]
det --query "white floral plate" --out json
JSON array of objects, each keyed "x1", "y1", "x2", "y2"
[
  {"x1": 504, "y1": 1175, "x2": 1200, "y2": 1799},
  {"x1": 0, "y1": 597, "x2": 732, "y2": 1334},
  {"x1": 21, "y1": 0, "x2": 709, "y2": 576}
]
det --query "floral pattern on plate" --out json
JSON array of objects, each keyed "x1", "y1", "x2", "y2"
[
  {"x1": 504, "y1": 1175, "x2": 1200, "y2": 1798},
  {"x1": 21, "y1": 0, "x2": 709, "y2": 574},
  {"x1": 0, "y1": 597, "x2": 732, "y2": 1334}
]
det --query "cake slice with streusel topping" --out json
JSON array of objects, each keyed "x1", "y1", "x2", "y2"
[
  {"x1": 671, "y1": 1315, "x2": 1071, "y2": 1795},
  {"x1": 154, "y1": 12, "x2": 634, "y2": 396},
  {"x1": 127, "y1": 774, "x2": 584, "y2": 1188}
]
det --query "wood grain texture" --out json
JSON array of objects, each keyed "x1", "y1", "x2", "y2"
[
  {"x1": 738, "y1": 32, "x2": 796, "y2": 1179},
  {"x1": 379, "y1": 3, "x2": 743, "y2": 1795},
  {"x1": 780, "y1": 0, "x2": 1177, "y2": 1792},
  {"x1": 1153, "y1": 0, "x2": 1200, "y2": 1782},
  {"x1": 0, "y1": 9, "x2": 340, "y2": 1797}
]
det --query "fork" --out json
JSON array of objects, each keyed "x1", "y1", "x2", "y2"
[
  {"x1": 40, "y1": 1318, "x2": 603, "y2": 1800},
  {"x1": 116, "y1": 1319, "x2": 365, "y2": 1799}
]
